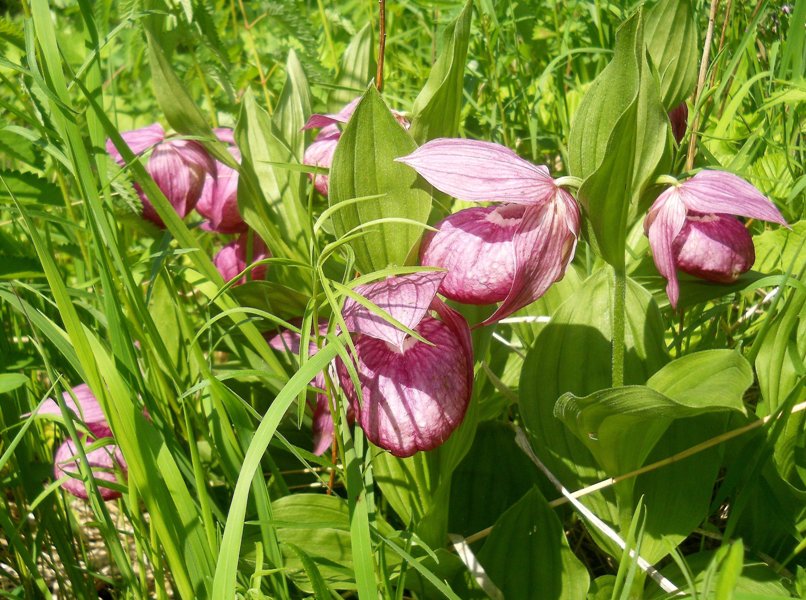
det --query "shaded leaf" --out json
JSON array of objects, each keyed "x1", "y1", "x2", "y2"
[{"x1": 644, "y1": 0, "x2": 699, "y2": 108}]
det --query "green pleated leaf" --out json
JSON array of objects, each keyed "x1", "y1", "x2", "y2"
[
  {"x1": 329, "y1": 86, "x2": 431, "y2": 274},
  {"x1": 477, "y1": 488, "x2": 590, "y2": 599},
  {"x1": 329, "y1": 23, "x2": 376, "y2": 111},
  {"x1": 568, "y1": 9, "x2": 670, "y2": 268},
  {"x1": 519, "y1": 269, "x2": 667, "y2": 554},
  {"x1": 272, "y1": 49, "x2": 312, "y2": 161},
  {"x1": 448, "y1": 422, "x2": 545, "y2": 538},
  {"x1": 644, "y1": 0, "x2": 699, "y2": 109},
  {"x1": 409, "y1": 0, "x2": 472, "y2": 144},
  {"x1": 236, "y1": 90, "x2": 310, "y2": 260}
]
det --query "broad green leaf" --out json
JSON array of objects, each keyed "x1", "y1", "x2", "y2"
[
  {"x1": 648, "y1": 350, "x2": 754, "y2": 410},
  {"x1": 644, "y1": 0, "x2": 699, "y2": 108},
  {"x1": 568, "y1": 10, "x2": 670, "y2": 268},
  {"x1": 329, "y1": 86, "x2": 431, "y2": 274},
  {"x1": 519, "y1": 269, "x2": 667, "y2": 554},
  {"x1": 0, "y1": 373, "x2": 27, "y2": 394},
  {"x1": 272, "y1": 49, "x2": 312, "y2": 161},
  {"x1": 328, "y1": 23, "x2": 375, "y2": 111},
  {"x1": 409, "y1": 0, "x2": 473, "y2": 144},
  {"x1": 236, "y1": 90, "x2": 310, "y2": 261},
  {"x1": 448, "y1": 421, "x2": 545, "y2": 538},
  {"x1": 755, "y1": 288, "x2": 806, "y2": 489},
  {"x1": 0, "y1": 127, "x2": 44, "y2": 169},
  {"x1": 477, "y1": 488, "x2": 590, "y2": 600}
]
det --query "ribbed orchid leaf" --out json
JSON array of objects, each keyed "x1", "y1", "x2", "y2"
[
  {"x1": 328, "y1": 23, "x2": 375, "y2": 112},
  {"x1": 409, "y1": 0, "x2": 472, "y2": 144},
  {"x1": 341, "y1": 271, "x2": 445, "y2": 350},
  {"x1": 519, "y1": 269, "x2": 667, "y2": 556},
  {"x1": 235, "y1": 90, "x2": 310, "y2": 261},
  {"x1": 329, "y1": 86, "x2": 431, "y2": 274},
  {"x1": 477, "y1": 488, "x2": 590, "y2": 599},
  {"x1": 568, "y1": 9, "x2": 670, "y2": 269},
  {"x1": 398, "y1": 138, "x2": 556, "y2": 205},
  {"x1": 272, "y1": 49, "x2": 312, "y2": 162},
  {"x1": 645, "y1": 0, "x2": 699, "y2": 109}
]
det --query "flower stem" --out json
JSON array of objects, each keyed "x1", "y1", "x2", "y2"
[
  {"x1": 376, "y1": 0, "x2": 386, "y2": 92},
  {"x1": 612, "y1": 266, "x2": 626, "y2": 387},
  {"x1": 685, "y1": 0, "x2": 720, "y2": 171}
]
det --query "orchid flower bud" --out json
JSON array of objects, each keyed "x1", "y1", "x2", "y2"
[
  {"x1": 668, "y1": 102, "x2": 688, "y2": 145},
  {"x1": 106, "y1": 123, "x2": 216, "y2": 227},
  {"x1": 214, "y1": 233, "x2": 270, "y2": 285},
  {"x1": 397, "y1": 139, "x2": 580, "y2": 324},
  {"x1": 54, "y1": 437, "x2": 127, "y2": 501},
  {"x1": 197, "y1": 129, "x2": 246, "y2": 233},
  {"x1": 644, "y1": 170, "x2": 787, "y2": 307},
  {"x1": 302, "y1": 97, "x2": 409, "y2": 196}
]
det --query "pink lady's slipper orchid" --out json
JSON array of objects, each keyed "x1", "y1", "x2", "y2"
[
  {"x1": 337, "y1": 272, "x2": 473, "y2": 457},
  {"x1": 36, "y1": 384, "x2": 126, "y2": 501},
  {"x1": 196, "y1": 128, "x2": 247, "y2": 233},
  {"x1": 397, "y1": 139, "x2": 580, "y2": 325},
  {"x1": 54, "y1": 437, "x2": 127, "y2": 501},
  {"x1": 213, "y1": 233, "x2": 270, "y2": 285},
  {"x1": 644, "y1": 170, "x2": 787, "y2": 308},
  {"x1": 106, "y1": 123, "x2": 215, "y2": 227},
  {"x1": 302, "y1": 98, "x2": 409, "y2": 196}
]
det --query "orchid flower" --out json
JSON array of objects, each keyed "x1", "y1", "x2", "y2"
[
  {"x1": 196, "y1": 128, "x2": 247, "y2": 233},
  {"x1": 268, "y1": 272, "x2": 474, "y2": 457},
  {"x1": 106, "y1": 123, "x2": 215, "y2": 227},
  {"x1": 36, "y1": 384, "x2": 126, "y2": 501},
  {"x1": 644, "y1": 170, "x2": 787, "y2": 308},
  {"x1": 213, "y1": 232, "x2": 270, "y2": 285},
  {"x1": 337, "y1": 272, "x2": 473, "y2": 457},
  {"x1": 397, "y1": 139, "x2": 580, "y2": 325},
  {"x1": 302, "y1": 97, "x2": 409, "y2": 196}
]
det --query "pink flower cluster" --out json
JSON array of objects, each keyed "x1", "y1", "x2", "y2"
[{"x1": 107, "y1": 125, "x2": 268, "y2": 285}]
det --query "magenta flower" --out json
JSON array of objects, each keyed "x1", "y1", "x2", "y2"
[
  {"x1": 54, "y1": 437, "x2": 127, "y2": 501},
  {"x1": 644, "y1": 170, "x2": 787, "y2": 308},
  {"x1": 302, "y1": 98, "x2": 409, "y2": 196},
  {"x1": 196, "y1": 128, "x2": 247, "y2": 233},
  {"x1": 337, "y1": 272, "x2": 473, "y2": 457},
  {"x1": 397, "y1": 139, "x2": 580, "y2": 325},
  {"x1": 213, "y1": 233, "x2": 270, "y2": 285},
  {"x1": 38, "y1": 384, "x2": 112, "y2": 439},
  {"x1": 35, "y1": 384, "x2": 126, "y2": 501},
  {"x1": 106, "y1": 123, "x2": 215, "y2": 227}
]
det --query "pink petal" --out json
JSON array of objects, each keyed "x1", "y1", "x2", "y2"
[
  {"x1": 679, "y1": 171, "x2": 787, "y2": 225},
  {"x1": 302, "y1": 97, "x2": 362, "y2": 130},
  {"x1": 396, "y1": 139, "x2": 557, "y2": 205},
  {"x1": 646, "y1": 191, "x2": 688, "y2": 308},
  {"x1": 302, "y1": 125, "x2": 340, "y2": 196},
  {"x1": 197, "y1": 146, "x2": 245, "y2": 233},
  {"x1": 310, "y1": 384, "x2": 356, "y2": 456},
  {"x1": 213, "y1": 127, "x2": 236, "y2": 145},
  {"x1": 483, "y1": 189, "x2": 580, "y2": 324},
  {"x1": 420, "y1": 205, "x2": 521, "y2": 304},
  {"x1": 337, "y1": 313, "x2": 472, "y2": 457},
  {"x1": 214, "y1": 233, "x2": 270, "y2": 285},
  {"x1": 37, "y1": 384, "x2": 112, "y2": 440},
  {"x1": 106, "y1": 123, "x2": 165, "y2": 166},
  {"x1": 54, "y1": 437, "x2": 127, "y2": 501},
  {"x1": 341, "y1": 272, "x2": 446, "y2": 351},
  {"x1": 266, "y1": 319, "x2": 330, "y2": 356},
  {"x1": 673, "y1": 214, "x2": 755, "y2": 283}
]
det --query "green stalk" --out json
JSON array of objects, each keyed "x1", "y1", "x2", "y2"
[{"x1": 612, "y1": 266, "x2": 626, "y2": 388}]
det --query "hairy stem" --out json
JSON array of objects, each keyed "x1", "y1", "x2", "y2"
[{"x1": 612, "y1": 266, "x2": 626, "y2": 387}]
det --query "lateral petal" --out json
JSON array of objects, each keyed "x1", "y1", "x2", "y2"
[
  {"x1": 342, "y1": 272, "x2": 445, "y2": 351},
  {"x1": 106, "y1": 123, "x2": 165, "y2": 166},
  {"x1": 679, "y1": 170, "x2": 787, "y2": 225},
  {"x1": 646, "y1": 191, "x2": 688, "y2": 308},
  {"x1": 397, "y1": 138, "x2": 557, "y2": 205},
  {"x1": 37, "y1": 384, "x2": 112, "y2": 440},
  {"x1": 54, "y1": 437, "x2": 127, "y2": 501}
]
